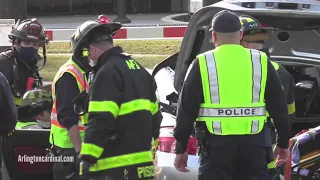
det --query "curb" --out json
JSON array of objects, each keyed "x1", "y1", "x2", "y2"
[{"x1": 45, "y1": 25, "x2": 188, "y2": 42}]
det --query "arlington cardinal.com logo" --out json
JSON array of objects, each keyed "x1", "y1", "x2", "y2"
[{"x1": 18, "y1": 154, "x2": 74, "y2": 164}]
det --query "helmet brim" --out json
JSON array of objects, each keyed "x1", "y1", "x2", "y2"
[
  {"x1": 72, "y1": 22, "x2": 122, "y2": 53},
  {"x1": 243, "y1": 27, "x2": 277, "y2": 36}
]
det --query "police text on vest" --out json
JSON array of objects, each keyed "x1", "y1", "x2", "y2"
[{"x1": 217, "y1": 108, "x2": 256, "y2": 116}]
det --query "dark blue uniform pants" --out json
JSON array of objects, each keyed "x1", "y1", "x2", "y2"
[{"x1": 198, "y1": 143, "x2": 271, "y2": 180}]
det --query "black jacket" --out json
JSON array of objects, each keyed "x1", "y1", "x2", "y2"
[
  {"x1": 0, "y1": 49, "x2": 42, "y2": 121},
  {"x1": 274, "y1": 63, "x2": 296, "y2": 123},
  {"x1": 174, "y1": 54, "x2": 291, "y2": 154},
  {"x1": 0, "y1": 49, "x2": 42, "y2": 99},
  {"x1": 81, "y1": 46, "x2": 162, "y2": 163},
  {"x1": 0, "y1": 72, "x2": 17, "y2": 136}
]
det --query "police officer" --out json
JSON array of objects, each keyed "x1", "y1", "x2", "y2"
[
  {"x1": 0, "y1": 72, "x2": 17, "y2": 178},
  {"x1": 49, "y1": 31, "x2": 91, "y2": 179},
  {"x1": 239, "y1": 15, "x2": 296, "y2": 179},
  {"x1": 0, "y1": 18, "x2": 50, "y2": 127},
  {"x1": 173, "y1": 10, "x2": 291, "y2": 180},
  {"x1": 75, "y1": 19, "x2": 163, "y2": 179},
  {"x1": 16, "y1": 88, "x2": 52, "y2": 129}
]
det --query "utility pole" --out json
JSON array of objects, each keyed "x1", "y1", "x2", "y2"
[{"x1": 113, "y1": 0, "x2": 131, "y2": 24}]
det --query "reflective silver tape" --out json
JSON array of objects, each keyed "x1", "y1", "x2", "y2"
[
  {"x1": 65, "y1": 65, "x2": 84, "y2": 80},
  {"x1": 212, "y1": 121, "x2": 222, "y2": 134},
  {"x1": 251, "y1": 120, "x2": 259, "y2": 133},
  {"x1": 204, "y1": 52, "x2": 220, "y2": 103},
  {"x1": 198, "y1": 107, "x2": 266, "y2": 117},
  {"x1": 51, "y1": 113, "x2": 58, "y2": 121},
  {"x1": 250, "y1": 49, "x2": 262, "y2": 103}
]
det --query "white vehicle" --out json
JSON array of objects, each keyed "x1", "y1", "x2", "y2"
[{"x1": 152, "y1": 0, "x2": 320, "y2": 179}]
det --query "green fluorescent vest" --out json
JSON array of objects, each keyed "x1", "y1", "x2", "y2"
[
  {"x1": 197, "y1": 45, "x2": 268, "y2": 135},
  {"x1": 49, "y1": 59, "x2": 88, "y2": 148}
]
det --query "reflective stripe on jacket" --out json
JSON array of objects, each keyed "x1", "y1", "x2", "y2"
[
  {"x1": 16, "y1": 121, "x2": 39, "y2": 129},
  {"x1": 49, "y1": 59, "x2": 89, "y2": 148},
  {"x1": 197, "y1": 46, "x2": 268, "y2": 135}
]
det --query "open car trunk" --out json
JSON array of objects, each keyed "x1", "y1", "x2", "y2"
[{"x1": 161, "y1": 0, "x2": 320, "y2": 136}]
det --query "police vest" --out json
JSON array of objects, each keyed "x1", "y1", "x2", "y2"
[
  {"x1": 49, "y1": 59, "x2": 89, "y2": 148},
  {"x1": 16, "y1": 121, "x2": 39, "y2": 129},
  {"x1": 197, "y1": 46, "x2": 268, "y2": 135}
]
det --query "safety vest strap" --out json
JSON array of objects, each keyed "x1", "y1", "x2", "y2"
[
  {"x1": 52, "y1": 60, "x2": 89, "y2": 99},
  {"x1": 80, "y1": 150, "x2": 153, "y2": 173},
  {"x1": 197, "y1": 48, "x2": 268, "y2": 135},
  {"x1": 88, "y1": 99, "x2": 159, "y2": 118}
]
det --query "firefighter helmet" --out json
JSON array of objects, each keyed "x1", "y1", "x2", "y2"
[
  {"x1": 22, "y1": 88, "x2": 52, "y2": 106},
  {"x1": 9, "y1": 18, "x2": 49, "y2": 44},
  {"x1": 70, "y1": 15, "x2": 122, "y2": 56}
]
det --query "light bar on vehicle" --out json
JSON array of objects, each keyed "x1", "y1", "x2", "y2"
[{"x1": 98, "y1": 15, "x2": 109, "y2": 24}]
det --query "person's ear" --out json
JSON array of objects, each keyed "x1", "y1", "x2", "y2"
[
  {"x1": 212, "y1": 32, "x2": 217, "y2": 43},
  {"x1": 88, "y1": 45, "x2": 96, "y2": 57},
  {"x1": 239, "y1": 29, "x2": 243, "y2": 40}
]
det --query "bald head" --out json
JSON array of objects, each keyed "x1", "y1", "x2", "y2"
[{"x1": 212, "y1": 30, "x2": 243, "y2": 47}]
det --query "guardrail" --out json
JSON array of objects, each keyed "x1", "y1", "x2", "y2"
[{"x1": 45, "y1": 25, "x2": 188, "y2": 42}]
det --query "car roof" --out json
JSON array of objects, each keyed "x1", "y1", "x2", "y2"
[{"x1": 174, "y1": 0, "x2": 320, "y2": 91}]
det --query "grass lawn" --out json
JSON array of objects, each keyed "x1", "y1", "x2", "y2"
[
  {"x1": 46, "y1": 39, "x2": 182, "y2": 55},
  {"x1": 41, "y1": 54, "x2": 168, "y2": 81},
  {"x1": 41, "y1": 40, "x2": 181, "y2": 81}
]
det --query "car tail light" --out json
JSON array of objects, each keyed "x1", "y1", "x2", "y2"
[
  {"x1": 157, "y1": 127, "x2": 198, "y2": 155},
  {"x1": 261, "y1": 24, "x2": 268, "y2": 27}
]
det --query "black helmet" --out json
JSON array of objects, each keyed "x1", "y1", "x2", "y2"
[
  {"x1": 70, "y1": 15, "x2": 122, "y2": 58},
  {"x1": 239, "y1": 15, "x2": 277, "y2": 37},
  {"x1": 9, "y1": 18, "x2": 49, "y2": 44}
]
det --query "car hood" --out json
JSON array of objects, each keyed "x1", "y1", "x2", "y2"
[{"x1": 174, "y1": 0, "x2": 320, "y2": 92}]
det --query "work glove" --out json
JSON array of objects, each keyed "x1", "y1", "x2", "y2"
[{"x1": 80, "y1": 160, "x2": 93, "y2": 180}]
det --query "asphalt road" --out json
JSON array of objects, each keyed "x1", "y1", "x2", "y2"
[{"x1": 36, "y1": 13, "x2": 175, "y2": 29}]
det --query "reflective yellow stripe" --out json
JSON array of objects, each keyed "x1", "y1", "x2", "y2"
[
  {"x1": 119, "y1": 99, "x2": 158, "y2": 116},
  {"x1": 80, "y1": 143, "x2": 104, "y2": 159},
  {"x1": 152, "y1": 138, "x2": 158, "y2": 150},
  {"x1": 14, "y1": 97, "x2": 22, "y2": 106},
  {"x1": 288, "y1": 102, "x2": 295, "y2": 115},
  {"x1": 16, "y1": 122, "x2": 38, "y2": 129},
  {"x1": 268, "y1": 144, "x2": 277, "y2": 169},
  {"x1": 88, "y1": 101, "x2": 119, "y2": 118},
  {"x1": 240, "y1": 17, "x2": 255, "y2": 25},
  {"x1": 80, "y1": 150, "x2": 153, "y2": 173},
  {"x1": 271, "y1": 61, "x2": 280, "y2": 70},
  {"x1": 88, "y1": 99, "x2": 159, "y2": 118}
]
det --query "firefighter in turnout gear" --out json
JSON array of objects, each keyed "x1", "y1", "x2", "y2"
[
  {"x1": 16, "y1": 88, "x2": 53, "y2": 129},
  {"x1": 239, "y1": 15, "x2": 296, "y2": 179},
  {"x1": 173, "y1": 10, "x2": 291, "y2": 180},
  {"x1": 76, "y1": 15, "x2": 163, "y2": 180},
  {"x1": 0, "y1": 18, "x2": 50, "y2": 123},
  {"x1": 49, "y1": 23, "x2": 92, "y2": 179}
]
